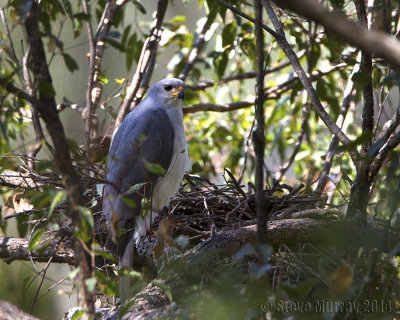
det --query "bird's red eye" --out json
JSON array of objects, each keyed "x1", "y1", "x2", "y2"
[{"x1": 163, "y1": 85, "x2": 173, "y2": 91}]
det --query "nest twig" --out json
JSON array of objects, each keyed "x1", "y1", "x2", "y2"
[
  {"x1": 1, "y1": 154, "x2": 327, "y2": 247},
  {"x1": 164, "y1": 171, "x2": 321, "y2": 241}
]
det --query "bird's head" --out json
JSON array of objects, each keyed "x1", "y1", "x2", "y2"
[{"x1": 147, "y1": 78, "x2": 185, "y2": 106}]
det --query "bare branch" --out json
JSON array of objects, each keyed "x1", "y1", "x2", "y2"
[
  {"x1": 185, "y1": 51, "x2": 305, "y2": 91},
  {"x1": 315, "y1": 59, "x2": 360, "y2": 196},
  {"x1": 274, "y1": 92, "x2": 310, "y2": 187},
  {"x1": 216, "y1": 0, "x2": 358, "y2": 163},
  {"x1": 273, "y1": 22, "x2": 317, "y2": 187},
  {"x1": 253, "y1": 0, "x2": 268, "y2": 243},
  {"x1": 184, "y1": 100, "x2": 254, "y2": 113},
  {"x1": 271, "y1": 0, "x2": 400, "y2": 68},
  {"x1": 0, "y1": 77, "x2": 38, "y2": 106},
  {"x1": 0, "y1": 300, "x2": 39, "y2": 320},
  {"x1": 184, "y1": 63, "x2": 348, "y2": 113},
  {"x1": 114, "y1": 0, "x2": 169, "y2": 134},
  {"x1": 83, "y1": 0, "x2": 96, "y2": 158},
  {"x1": 215, "y1": 0, "x2": 279, "y2": 37},
  {"x1": 0, "y1": 236, "x2": 76, "y2": 265},
  {"x1": 368, "y1": 105, "x2": 400, "y2": 184},
  {"x1": 376, "y1": 105, "x2": 400, "y2": 146},
  {"x1": 179, "y1": 11, "x2": 217, "y2": 80},
  {"x1": 23, "y1": 47, "x2": 48, "y2": 166},
  {"x1": 354, "y1": 0, "x2": 374, "y2": 156}
]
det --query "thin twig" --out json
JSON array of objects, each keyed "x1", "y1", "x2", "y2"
[
  {"x1": 179, "y1": 11, "x2": 217, "y2": 80},
  {"x1": 83, "y1": 0, "x2": 96, "y2": 158},
  {"x1": 273, "y1": 21, "x2": 317, "y2": 187},
  {"x1": 185, "y1": 51, "x2": 305, "y2": 91},
  {"x1": 184, "y1": 63, "x2": 348, "y2": 113},
  {"x1": 314, "y1": 57, "x2": 360, "y2": 196},
  {"x1": 23, "y1": 46, "x2": 48, "y2": 166},
  {"x1": 0, "y1": 77, "x2": 38, "y2": 106},
  {"x1": 0, "y1": 6, "x2": 22, "y2": 75},
  {"x1": 215, "y1": 0, "x2": 279, "y2": 38},
  {"x1": 274, "y1": 92, "x2": 309, "y2": 188}
]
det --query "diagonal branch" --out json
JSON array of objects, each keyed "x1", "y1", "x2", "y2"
[
  {"x1": 184, "y1": 63, "x2": 348, "y2": 113},
  {"x1": 368, "y1": 105, "x2": 400, "y2": 185},
  {"x1": 0, "y1": 77, "x2": 38, "y2": 106},
  {"x1": 368, "y1": 128, "x2": 400, "y2": 184},
  {"x1": 179, "y1": 11, "x2": 217, "y2": 81},
  {"x1": 273, "y1": 22, "x2": 317, "y2": 187},
  {"x1": 314, "y1": 59, "x2": 360, "y2": 196},
  {"x1": 114, "y1": 0, "x2": 169, "y2": 134},
  {"x1": 261, "y1": 0, "x2": 360, "y2": 167},
  {"x1": 215, "y1": 0, "x2": 279, "y2": 37}
]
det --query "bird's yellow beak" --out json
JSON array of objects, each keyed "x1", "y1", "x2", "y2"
[{"x1": 169, "y1": 85, "x2": 184, "y2": 96}]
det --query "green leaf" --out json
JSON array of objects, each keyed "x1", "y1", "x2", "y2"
[
  {"x1": 72, "y1": 12, "x2": 90, "y2": 21},
  {"x1": 68, "y1": 267, "x2": 81, "y2": 280},
  {"x1": 75, "y1": 206, "x2": 93, "y2": 242},
  {"x1": 351, "y1": 70, "x2": 371, "y2": 86},
  {"x1": 28, "y1": 229, "x2": 45, "y2": 251},
  {"x1": 94, "y1": 249, "x2": 117, "y2": 262},
  {"x1": 143, "y1": 160, "x2": 166, "y2": 175},
  {"x1": 95, "y1": 270, "x2": 119, "y2": 296},
  {"x1": 118, "y1": 300, "x2": 137, "y2": 319},
  {"x1": 115, "y1": 78, "x2": 125, "y2": 84},
  {"x1": 126, "y1": 33, "x2": 143, "y2": 70},
  {"x1": 30, "y1": 191, "x2": 52, "y2": 210},
  {"x1": 222, "y1": 22, "x2": 236, "y2": 48},
  {"x1": 151, "y1": 280, "x2": 173, "y2": 303},
  {"x1": 38, "y1": 81, "x2": 56, "y2": 98},
  {"x1": 71, "y1": 309, "x2": 86, "y2": 320},
  {"x1": 214, "y1": 51, "x2": 228, "y2": 79},
  {"x1": 37, "y1": 159, "x2": 53, "y2": 172},
  {"x1": 103, "y1": 38, "x2": 126, "y2": 52},
  {"x1": 119, "y1": 267, "x2": 142, "y2": 278},
  {"x1": 48, "y1": 190, "x2": 67, "y2": 218},
  {"x1": 62, "y1": 53, "x2": 79, "y2": 72},
  {"x1": 85, "y1": 277, "x2": 97, "y2": 293},
  {"x1": 169, "y1": 15, "x2": 186, "y2": 24},
  {"x1": 133, "y1": 1, "x2": 146, "y2": 14},
  {"x1": 126, "y1": 182, "x2": 147, "y2": 194},
  {"x1": 121, "y1": 196, "x2": 136, "y2": 209},
  {"x1": 121, "y1": 25, "x2": 132, "y2": 48}
]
